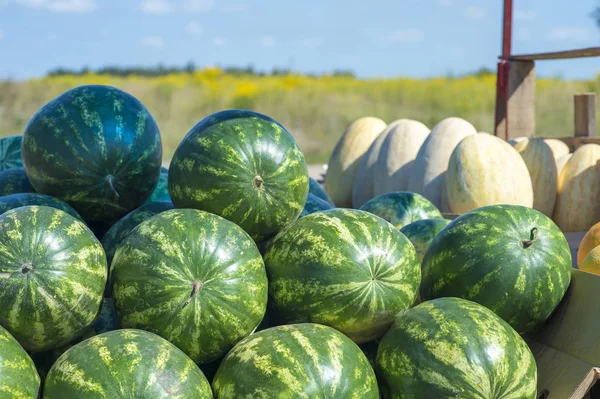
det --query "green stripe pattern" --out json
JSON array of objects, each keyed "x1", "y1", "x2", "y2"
[
  {"x1": 213, "y1": 323, "x2": 379, "y2": 398},
  {"x1": 144, "y1": 166, "x2": 170, "y2": 204},
  {"x1": 43, "y1": 329, "x2": 212, "y2": 399},
  {"x1": 0, "y1": 325, "x2": 40, "y2": 399},
  {"x1": 21, "y1": 85, "x2": 163, "y2": 222},
  {"x1": 359, "y1": 191, "x2": 442, "y2": 229},
  {"x1": 301, "y1": 193, "x2": 334, "y2": 217},
  {"x1": 111, "y1": 208, "x2": 268, "y2": 364},
  {"x1": 169, "y1": 109, "x2": 309, "y2": 242},
  {"x1": 309, "y1": 177, "x2": 334, "y2": 205},
  {"x1": 0, "y1": 193, "x2": 83, "y2": 221},
  {"x1": 400, "y1": 218, "x2": 450, "y2": 263},
  {"x1": 376, "y1": 297, "x2": 537, "y2": 399},
  {"x1": 421, "y1": 204, "x2": 572, "y2": 334},
  {"x1": 264, "y1": 209, "x2": 420, "y2": 344},
  {"x1": 0, "y1": 206, "x2": 107, "y2": 352},
  {"x1": 0, "y1": 135, "x2": 23, "y2": 171},
  {"x1": 0, "y1": 168, "x2": 35, "y2": 196}
]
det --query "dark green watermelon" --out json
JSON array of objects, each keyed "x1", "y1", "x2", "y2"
[
  {"x1": 376, "y1": 297, "x2": 537, "y2": 398},
  {"x1": 21, "y1": 85, "x2": 162, "y2": 223},
  {"x1": 43, "y1": 329, "x2": 212, "y2": 399},
  {"x1": 213, "y1": 323, "x2": 379, "y2": 398},
  {"x1": 309, "y1": 177, "x2": 334, "y2": 204},
  {"x1": 264, "y1": 208, "x2": 420, "y2": 344},
  {"x1": 144, "y1": 166, "x2": 170, "y2": 204},
  {"x1": 421, "y1": 204, "x2": 572, "y2": 334},
  {"x1": 359, "y1": 191, "x2": 442, "y2": 228},
  {"x1": 0, "y1": 206, "x2": 107, "y2": 352},
  {"x1": 86, "y1": 220, "x2": 114, "y2": 241},
  {"x1": 359, "y1": 340, "x2": 380, "y2": 370},
  {"x1": 101, "y1": 201, "x2": 174, "y2": 266},
  {"x1": 0, "y1": 193, "x2": 83, "y2": 221},
  {"x1": 169, "y1": 109, "x2": 309, "y2": 242},
  {"x1": 0, "y1": 135, "x2": 23, "y2": 171},
  {"x1": 0, "y1": 167, "x2": 35, "y2": 196},
  {"x1": 400, "y1": 218, "x2": 450, "y2": 263},
  {"x1": 111, "y1": 208, "x2": 268, "y2": 364},
  {"x1": 0, "y1": 325, "x2": 40, "y2": 398},
  {"x1": 301, "y1": 192, "x2": 334, "y2": 217}
]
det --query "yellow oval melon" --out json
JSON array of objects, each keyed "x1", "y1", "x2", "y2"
[
  {"x1": 507, "y1": 137, "x2": 527, "y2": 146},
  {"x1": 556, "y1": 153, "x2": 572, "y2": 175},
  {"x1": 580, "y1": 245, "x2": 600, "y2": 275},
  {"x1": 445, "y1": 134, "x2": 534, "y2": 214},
  {"x1": 372, "y1": 120, "x2": 430, "y2": 197},
  {"x1": 513, "y1": 138, "x2": 557, "y2": 217},
  {"x1": 544, "y1": 139, "x2": 570, "y2": 161},
  {"x1": 407, "y1": 117, "x2": 477, "y2": 209},
  {"x1": 553, "y1": 144, "x2": 600, "y2": 233},
  {"x1": 578, "y1": 221, "x2": 600, "y2": 267},
  {"x1": 325, "y1": 117, "x2": 387, "y2": 207}
]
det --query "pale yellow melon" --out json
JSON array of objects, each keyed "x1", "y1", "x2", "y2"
[
  {"x1": 556, "y1": 153, "x2": 572, "y2": 175},
  {"x1": 553, "y1": 144, "x2": 600, "y2": 232},
  {"x1": 544, "y1": 139, "x2": 570, "y2": 160},
  {"x1": 325, "y1": 117, "x2": 387, "y2": 207},
  {"x1": 513, "y1": 138, "x2": 557, "y2": 217},
  {"x1": 371, "y1": 120, "x2": 431, "y2": 197},
  {"x1": 407, "y1": 117, "x2": 477, "y2": 209},
  {"x1": 580, "y1": 246, "x2": 600, "y2": 275},
  {"x1": 507, "y1": 136, "x2": 527, "y2": 146},
  {"x1": 445, "y1": 134, "x2": 534, "y2": 214}
]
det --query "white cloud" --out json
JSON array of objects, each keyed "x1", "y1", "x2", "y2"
[
  {"x1": 516, "y1": 28, "x2": 530, "y2": 42},
  {"x1": 139, "y1": 0, "x2": 170, "y2": 15},
  {"x1": 186, "y1": 21, "x2": 202, "y2": 36},
  {"x1": 300, "y1": 37, "x2": 322, "y2": 48},
  {"x1": 550, "y1": 27, "x2": 589, "y2": 42},
  {"x1": 386, "y1": 29, "x2": 424, "y2": 43},
  {"x1": 464, "y1": 6, "x2": 486, "y2": 20},
  {"x1": 515, "y1": 10, "x2": 536, "y2": 21},
  {"x1": 13, "y1": 0, "x2": 96, "y2": 13},
  {"x1": 186, "y1": 0, "x2": 212, "y2": 13},
  {"x1": 260, "y1": 35, "x2": 276, "y2": 47},
  {"x1": 221, "y1": 3, "x2": 248, "y2": 13},
  {"x1": 212, "y1": 36, "x2": 226, "y2": 46},
  {"x1": 141, "y1": 36, "x2": 165, "y2": 48}
]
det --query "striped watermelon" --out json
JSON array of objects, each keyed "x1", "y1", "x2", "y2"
[
  {"x1": 359, "y1": 191, "x2": 442, "y2": 229},
  {"x1": 169, "y1": 109, "x2": 309, "y2": 242},
  {"x1": 421, "y1": 204, "x2": 571, "y2": 333},
  {"x1": 43, "y1": 329, "x2": 212, "y2": 399},
  {"x1": 0, "y1": 135, "x2": 23, "y2": 171},
  {"x1": 21, "y1": 85, "x2": 163, "y2": 223},
  {"x1": 0, "y1": 193, "x2": 83, "y2": 221},
  {"x1": 0, "y1": 206, "x2": 107, "y2": 352},
  {"x1": 0, "y1": 325, "x2": 40, "y2": 398},
  {"x1": 145, "y1": 166, "x2": 170, "y2": 204},
  {"x1": 301, "y1": 193, "x2": 334, "y2": 217},
  {"x1": 400, "y1": 218, "x2": 450, "y2": 262},
  {"x1": 111, "y1": 209, "x2": 268, "y2": 364},
  {"x1": 376, "y1": 297, "x2": 537, "y2": 398},
  {"x1": 213, "y1": 323, "x2": 379, "y2": 398},
  {"x1": 309, "y1": 177, "x2": 334, "y2": 204},
  {"x1": 0, "y1": 167, "x2": 35, "y2": 196},
  {"x1": 264, "y1": 209, "x2": 420, "y2": 343}
]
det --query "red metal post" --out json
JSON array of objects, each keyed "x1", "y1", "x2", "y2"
[{"x1": 495, "y1": 0, "x2": 513, "y2": 139}]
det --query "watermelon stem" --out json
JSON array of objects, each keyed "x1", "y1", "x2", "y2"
[
  {"x1": 105, "y1": 175, "x2": 120, "y2": 199},
  {"x1": 185, "y1": 281, "x2": 203, "y2": 305},
  {"x1": 521, "y1": 227, "x2": 539, "y2": 248},
  {"x1": 21, "y1": 262, "x2": 33, "y2": 273},
  {"x1": 253, "y1": 175, "x2": 264, "y2": 190}
]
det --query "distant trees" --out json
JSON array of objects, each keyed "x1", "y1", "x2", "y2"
[{"x1": 593, "y1": 5, "x2": 600, "y2": 29}]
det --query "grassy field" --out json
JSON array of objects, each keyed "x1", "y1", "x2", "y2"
[{"x1": 0, "y1": 69, "x2": 598, "y2": 163}]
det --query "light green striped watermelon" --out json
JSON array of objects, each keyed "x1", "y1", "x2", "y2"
[
  {"x1": 0, "y1": 206, "x2": 107, "y2": 352},
  {"x1": 0, "y1": 135, "x2": 23, "y2": 171},
  {"x1": 264, "y1": 208, "x2": 420, "y2": 344},
  {"x1": 400, "y1": 218, "x2": 450, "y2": 262},
  {"x1": 169, "y1": 109, "x2": 309, "y2": 242},
  {"x1": 0, "y1": 167, "x2": 35, "y2": 196},
  {"x1": 376, "y1": 297, "x2": 537, "y2": 398},
  {"x1": 213, "y1": 323, "x2": 379, "y2": 398},
  {"x1": 0, "y1": 193, "x2": 83, "y2": 221},
  {"x1": 0, "y1": 325, "x2": 40, "y2": 398},
  {"x1": 359, "y1": 191, "x2": 442, "y2": 228},
  {"x1": 421, "y1": 204, "x2": 572, "y2": 334},
  {"x1": 111, "y1": 208, "x2": 268, "y2": 364},
  {"x1": 43, "y1": 329, "x2": 212, "y2": 399}
]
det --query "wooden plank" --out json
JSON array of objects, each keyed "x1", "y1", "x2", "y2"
[
  {"x1": 507, "y1": 47, "x2": 600, "y2": 61},
  {"x1": 575, "y1": 94, "x2": 597, "y2": 137},
  {"x1": 495, "y1": 60, "x2": 536, "y2": 139}
]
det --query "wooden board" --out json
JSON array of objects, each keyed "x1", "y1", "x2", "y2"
[{"x1": 507, "y1": 47, "x2": 600, "y2": 61}]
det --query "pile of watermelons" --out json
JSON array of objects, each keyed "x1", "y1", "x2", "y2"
[{"x1": 0, "y1": 85, "x2": 573, "y2": 398}]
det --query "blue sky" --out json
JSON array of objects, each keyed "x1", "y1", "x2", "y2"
[{"x1": 0, "y1": 0, "x2": 598, "y2": 80}]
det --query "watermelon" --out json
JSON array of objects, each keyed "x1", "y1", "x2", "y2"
[
  {"x1": 421, "y1": 204, "x2": 571, "y2": 334},
  {"x1": 86, "y1": 220, "x2": 114, "y2": 241},
  {"x1": 0, "y1": 193, "x2": 83, "y2": 221},
  {"x1": 0, "y1": 135, "x2": 23, "y2": 171},
  {"x1": 400, "y1": 218, "x2": 450, "y2": 262},
  {"x1": 0, "y1": 206, "x2": 107, "y2": 352},
  {"x1": 213, "y1": 323, "x2": 379, "y2": 398},
  {"x1": 0, "y1": 167, "x2": 35, "y2": 196},
  {"x1": 0, "y1": 325, "x2": 40, "y2": 398},
  {"x1": 309, "y1": 177, "x2": 334, "y2": 204},
  {"x1": 101, "y1": 201, "x2": 174, "y2": 266},
  {"x1": 359, "y1": 191, "x2": 442, "y2": 229},
  {"x1": 144, "y1": 166, "x2": 170, "y2": 204},
  {"x1": 21, "y1": 85, "x2": 163, "y2": 223},
  {"x1": 359, "y1": 340, "x2": 380, "y2": 370},
  {"x1": 264, "y1": 208, "x2": 420, "y2": 344},
  {"x1": 376, "y1": 297, "x2": 537, "y2": 398},
  {"x1": 301, "y1": 193, "x2": 334, "y2": 217},
  {"x1": 169, "y1": 109, "x2": 309, "y2": 242},
  {"x1": 43, "y1": 329, "x2": 212, "y2": 399},
  {"x1": 111, "y1": 208, "x2": 268, "y2": 364}
]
